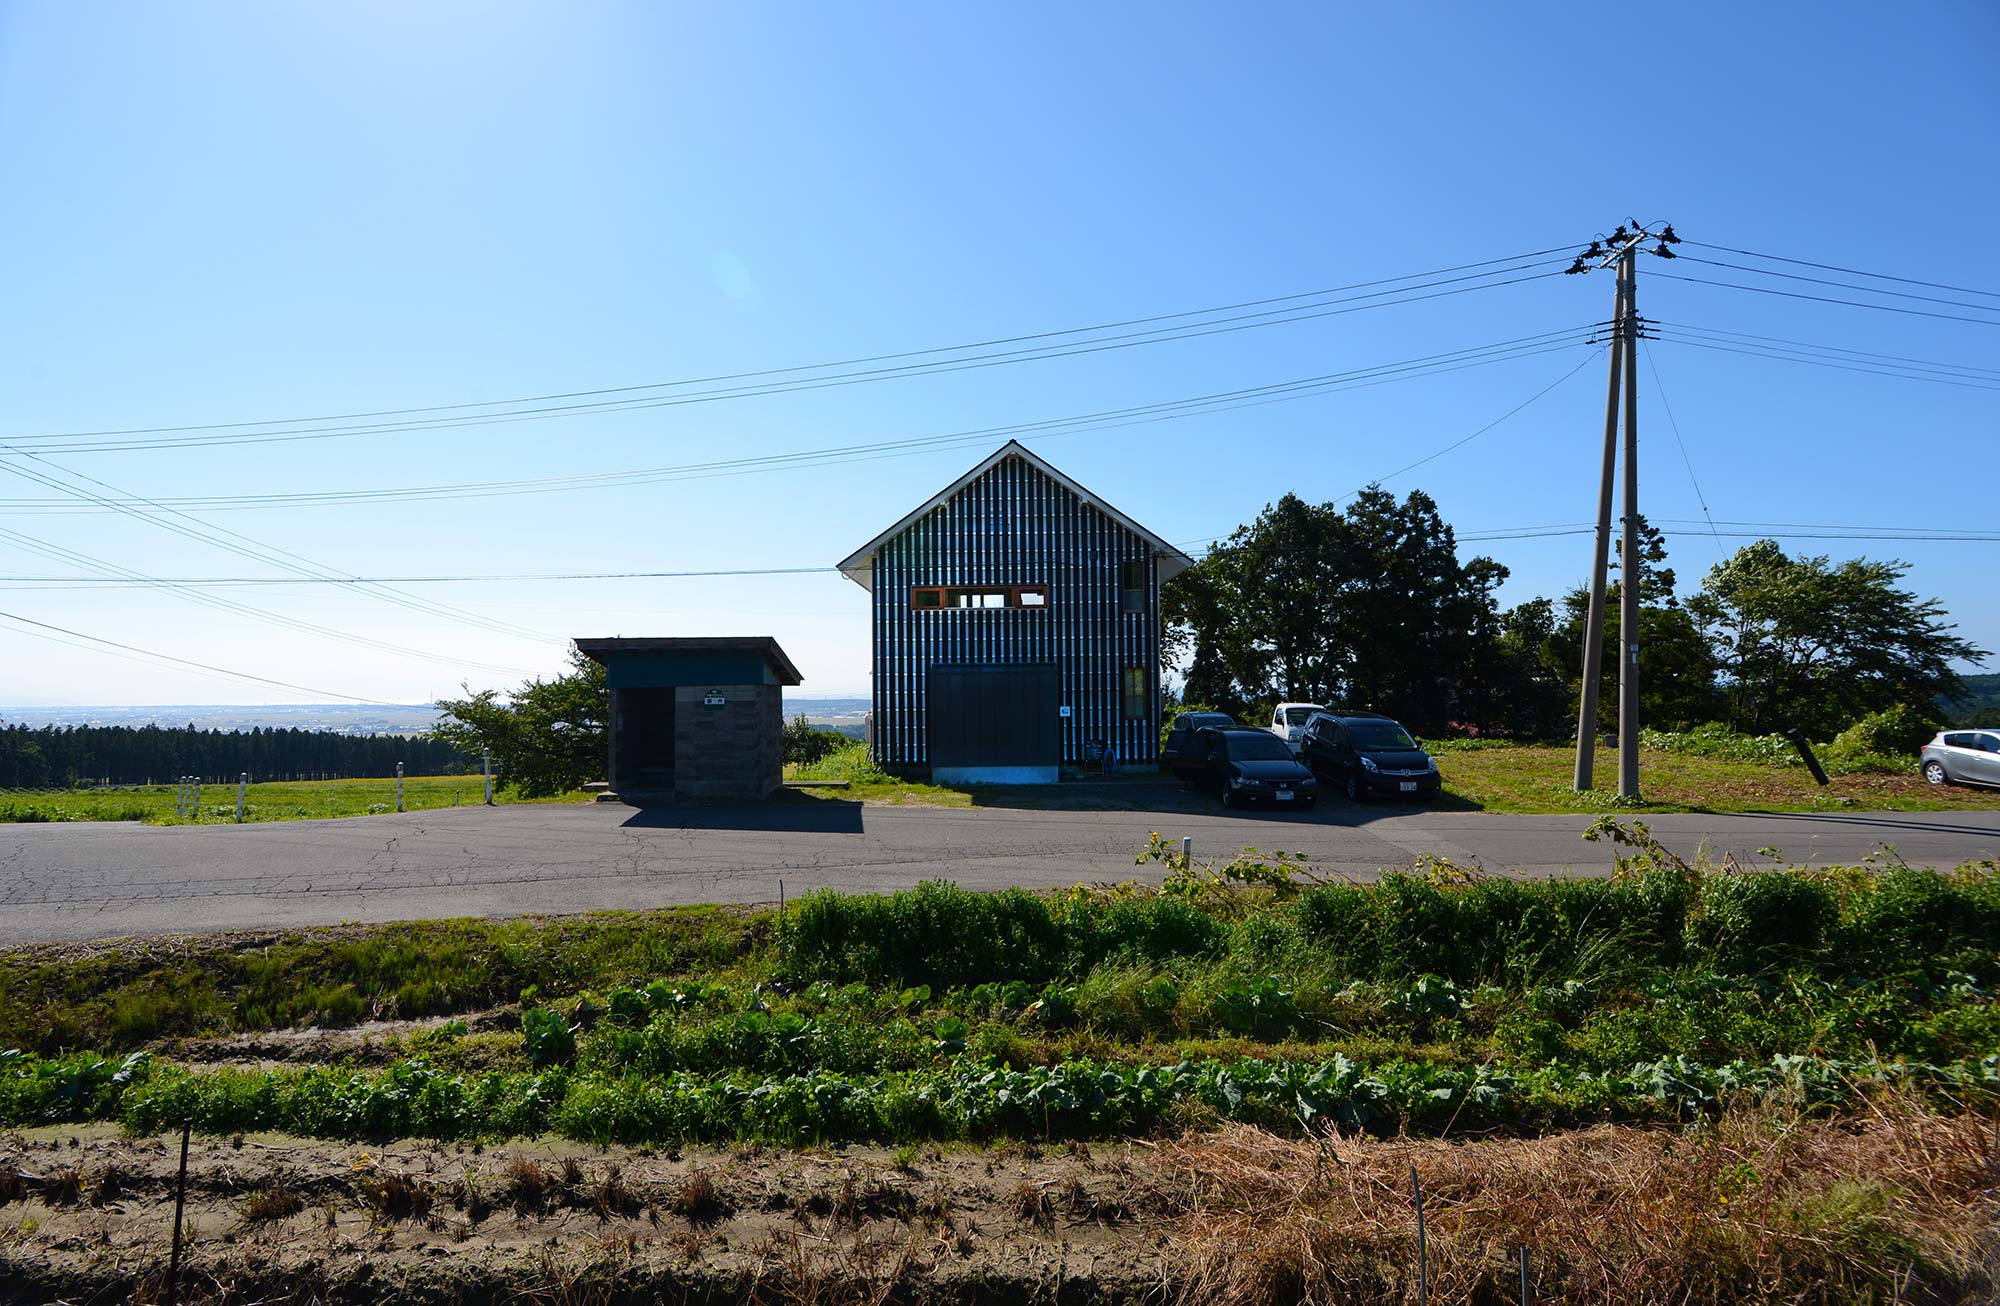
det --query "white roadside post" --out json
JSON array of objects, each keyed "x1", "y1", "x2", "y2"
[
  {"x1": 396, "y1": 761, "x2": 405, "y2": 813},
  {"x1": 483, "y1": 749, "x2": 493, "y2": 806},
  {"x1": 236, "y1": 772, "x2": 247, "y2": 823}
]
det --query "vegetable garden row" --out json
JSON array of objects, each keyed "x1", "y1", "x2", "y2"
[{"x1": 4, "y1": 826, "x2": 1997, "y2": 1146}]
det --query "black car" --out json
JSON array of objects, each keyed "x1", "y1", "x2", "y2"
[
  {"x1": 1169, "y1": 726, "x2": 1319, "y2": 810},
  {"x1": 1299, "y1": 712, "x2": 1441, "y2": 801},
  {"x1": 1160, "y1": 711, "x2": 1237, "y2": 762}
]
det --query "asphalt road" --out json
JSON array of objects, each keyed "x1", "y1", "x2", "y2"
[{"x1": 3, "y1": 799, "x2": 1998, "y2": 946}]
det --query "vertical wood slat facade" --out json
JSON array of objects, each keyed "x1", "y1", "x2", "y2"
[{"x1": 839, "y1": 443, "x2": 1192, "y2": 774}]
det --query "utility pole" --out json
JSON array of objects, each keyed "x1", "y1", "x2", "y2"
[
  {"x1": 1572, "y1": 249, "x2": 1627, "y2": 792},
  {"x1": 1566, "y1": 221, "x2": 1677, "y2": 799}
]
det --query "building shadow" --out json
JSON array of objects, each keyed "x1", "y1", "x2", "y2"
[{"x1": 618, "y1": 794, "x2": 866, "y2": 834}]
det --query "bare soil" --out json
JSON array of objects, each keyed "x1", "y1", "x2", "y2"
[
  {"x1": 0, "y1": 1124, "x2": 1179, "y2": 1304},
  {"x1": 5, "y1": 1105, "x2": 1995, "y2": 1305}
]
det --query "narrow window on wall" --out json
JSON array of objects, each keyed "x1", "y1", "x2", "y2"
[
  {"x1": 946, "y1": 588, "x2": 1010, "y2": 608},
  {"x1": 1122, "y1": 667, "x2": 1148, "y2": 720},
  {"x1": 1120, "y1": 560, "x2": 1146, "y2": 613},
  {"x1": 910, "y1": 587, "x2": 944, "y2": 610}
]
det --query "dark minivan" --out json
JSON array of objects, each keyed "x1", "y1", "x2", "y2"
[
  {"x1": 1169, "y1": 726, "x2": 1318, "y2": 810},
  {"x1": 1299, "y1": 712, "x2": 1441, "y2": 801},
  {"x1": 1160, "y1": 710, "x2": 1237, "y2": 763}
]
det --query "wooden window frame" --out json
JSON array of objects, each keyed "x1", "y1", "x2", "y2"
[
  {"x1": 1119, "y1": 560, "x2": 1147, "y2": 614},
  {"x1": 909, "y1": 585, "x2": 1052, "y2": 611},
  {"x1": 1121, "y1": 667, "x2": 1148, "y2": 720}
]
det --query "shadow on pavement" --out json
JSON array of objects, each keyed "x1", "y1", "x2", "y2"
[
  {"x1": 1728, "y1": 811, "x2": 2000, "y2": 838},
  {"x1": 618, "y1": 797, "x2": 865, "y2": 834}
]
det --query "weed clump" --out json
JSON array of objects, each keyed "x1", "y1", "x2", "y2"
[
  {"x1": 669, "y1": 1168, "x2": 724, "y2": 1225},
  {"x1": 239, "y1": 1178, "x2": 305, "y2": 1224}
]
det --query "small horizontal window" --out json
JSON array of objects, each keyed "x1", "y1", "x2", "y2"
[{"x1": 909, "y1": 585, "x2": 1051, "y2": 611}]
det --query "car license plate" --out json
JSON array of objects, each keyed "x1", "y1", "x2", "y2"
[
  {"x1": 1399, "y1": 782, "x2": 1417, "y2": 792},
  {"x1": 1275, "y1": 790, "x2": 1294, "y2": 801}
]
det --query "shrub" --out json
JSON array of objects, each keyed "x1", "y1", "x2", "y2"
[
  {"x1": 1689, "y1": 873, "x2": 1839, "y2": 974},
  {"x1": 1829, "y1": 704, "x2": 1941, "y2": 759},
  {"x1": 1639, "y1": 724, "x2": 1798, "y2": 766},
  {"x1": 790, "y1": 742, "x2": 892, "y2": 785},
  {"x1": 782, "y1": 715, "x2": 851, "y2": 768}
]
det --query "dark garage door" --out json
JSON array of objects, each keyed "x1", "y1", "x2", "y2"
[{"x1": 927, "y1": 664, "x2": 1059, "y2": 770}]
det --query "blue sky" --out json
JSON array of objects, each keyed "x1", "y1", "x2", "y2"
[{"x1": 0, "y1": 1, "x2": 1995, "y2": 706}]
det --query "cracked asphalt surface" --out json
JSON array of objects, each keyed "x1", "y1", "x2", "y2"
[{"x1": 2, "y1": 799, "x2": 1997, "y2": 946}]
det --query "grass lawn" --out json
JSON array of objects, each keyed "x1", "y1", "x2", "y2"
[
  {"x1": 0, "y1": 774, "x2": 587, "y2": 825},
  {"x1": 1439, "y1": 744, "x2": 2000, "y2": 815},
  {"x1": 790, "y1": 741, "x2": 2000, "y2": 816}
]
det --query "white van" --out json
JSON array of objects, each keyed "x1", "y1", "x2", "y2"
[{"x1": 1270, "y1": 702, "x2": 1328, "y2": 754}]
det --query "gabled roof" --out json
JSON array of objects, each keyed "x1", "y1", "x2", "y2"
[{"x1": 835, "y1": 441, "x2": 1195, "y2": 593}]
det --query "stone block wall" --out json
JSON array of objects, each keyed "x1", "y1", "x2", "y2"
[{"x1": 672, "y1": 683, "x2": 782, "y2": 801}]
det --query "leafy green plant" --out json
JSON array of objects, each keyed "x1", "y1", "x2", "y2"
[
  {"x1": 1212, "y1": 976, "x2": 1298, "y2": 1038},
  {"x1": 521, "y1": 1007, "x2": 577, "y2": 1070}
]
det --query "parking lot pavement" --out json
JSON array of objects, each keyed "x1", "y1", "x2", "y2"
[{"x1": 2, "y1": 800, "x2": 1997, "y2": 946}]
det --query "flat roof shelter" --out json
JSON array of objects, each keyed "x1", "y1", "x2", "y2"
[{"x1": 575, "y1": 637, "x2": 802, "y2": 803}]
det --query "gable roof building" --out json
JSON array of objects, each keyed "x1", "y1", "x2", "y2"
[{"x1": 837, "y1": 441, "x2": 1193, "y2": 782}]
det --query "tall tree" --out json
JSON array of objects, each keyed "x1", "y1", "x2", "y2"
[
  {"x1": 1161, "y1": 487, "x2": 1506, "y2": 733},
  {"x1": 432, "y1": 647, "x2": 608, "y2": 797},
  {"x1": 1687, "y1": 541, "x2": 1983, "y2": 736}
]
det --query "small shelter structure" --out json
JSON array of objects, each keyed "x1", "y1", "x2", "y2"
[{"x1": 575, "y1": 637, "x2": 802, "y2": 802}]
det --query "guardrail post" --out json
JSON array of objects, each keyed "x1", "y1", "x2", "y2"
[{"x1": 1783, "y1": 727, "x2": 1830, "y2": 786}]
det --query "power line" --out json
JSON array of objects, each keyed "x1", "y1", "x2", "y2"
[
  {"x1": 1659, "y1": 515, "x2": 2000, "y2": 534},
  {"x1": 8, "y1": 520, "x2": 1999, "y2": 591},
  {"x1": 15, "y1": 245, "x2": 1580, "y2": 443},
  {"x1": 1651, "y1": 271, "x2": 2000, "y2": 328},
  {"x1": 1651, "y1": 332, "x2": 2000, "y2": 391},
  {"x1": 0, "y1": 610, "x2": 392, "y2": 703},
  {"x1": 0, "y1": 327, "x2": 1601, "y2": 515},
  {"x1": 1639, "y1": 342, "x2": 1728, "y2": 561},
  {"x1": 0, "y1": 444, "x2": 559, "y2": 648},
  {"x1": 11, "y1": 265, "x2": 1573, "y2": 456},
  {"x1": 1333, "y1": 347, "x2": 1604, "y2": 496},
  {"x1": 1164, "y1": 342, "x2": 1625, "y2": 550},
  {"x1": 0, "y1": 522, "x2": 540, "y2": 677},
  {"x1": 1672, "y1": 254, "x2": 2000, "y2": 314},
  {"x1": 0, "y1": 567, "x2": 842, "y2": 586},
  {"x1": 1679, "y1": 240, "x2": 2000, "y2": 302},
  {"x1": 1657, "y1": 321, "x2": 2000, "y2": 378}
]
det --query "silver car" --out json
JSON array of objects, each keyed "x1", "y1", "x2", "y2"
[{"x1": 1919, "y1": 729, "x2": 2000, "y2": 789}]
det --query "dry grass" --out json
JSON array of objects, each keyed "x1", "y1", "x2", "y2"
[
  {"x1": 501, "y1": 1154, "x2": 551, "y2": 1216},
  {"x1": 1163, "y1": 1098, "x2": 2000, "y2": 1305},
  {"x1": 588, "y1": 1163, "x2": 639, "y2": 1220},
  {"x1": 669, "y1": 1167, "x2": 725, "y2": 1225},
  {"x1": 39, "y1": 1164, "x2": 85, "y2": 1207},
  {"x1": 238, "y1": 1178, "x2": 305, "y2": 1224},
  {"x1": 358, "y1": 1169, "x2": 432, "y2": 1223}
]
